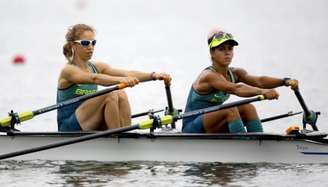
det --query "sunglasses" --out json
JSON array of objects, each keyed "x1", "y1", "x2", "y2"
[
  {"x1": 208, "y1": 32, "x2": 233, "y2": 45},
  {"x1": 74, "y1": 39, "x2": 97, "y2": 47}
]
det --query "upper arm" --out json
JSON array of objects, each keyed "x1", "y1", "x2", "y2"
[
  {"x1": 60, "y1": 64, "x2": 95, "y2": 85},
  {"x1": 234, "y1": 68, "x2": 262, "y2": 87},
  {"x1": 205, "y1": 72, "x2": 239, "y2": 94},
  {"x1": 95, "y1": 61, "x2": 128, "y2": 77}
]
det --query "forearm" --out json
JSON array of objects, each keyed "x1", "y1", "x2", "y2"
[
  {"x1": 256, "y1": 76, "x2": 284, "y2": 89},
  {"x1": 232, "y1": 84, "x2": 263, "y2": 97},
  {"x1": 125, "y1": 70, "x2": 153, "y2": 82},
  {"x1": 93, "y1": 74, "x2": 125, "y2": 86}
]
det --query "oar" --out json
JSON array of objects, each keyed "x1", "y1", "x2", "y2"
[
  {"x1": 0, "y1": 83, "x2": 128, "y2": 128},
  {"x1": 293, "y1": 88, "x2": 319, "y2": 131},
  {"x1": 260, "y1": 111, "x2": 302, "y2": 123},
  {"x1": 178, "y1": 95, "x2": 266, "y2": 120},
  {"x1": 165, "y1": 84, "x2": 176, "y2": 128},
  {"x1": 0, "y1": 118, "x2": 158, "y2": 160},
  {"x1": 0, "y1": 95, "x2": 266, "y2": 160},
  {"x1": 131, "y1": 109, "x2": 164, "y2": 118}
]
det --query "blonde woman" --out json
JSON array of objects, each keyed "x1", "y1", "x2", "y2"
[{"x1": 57, "y1": 24, "x2": 171, "y2": 131}]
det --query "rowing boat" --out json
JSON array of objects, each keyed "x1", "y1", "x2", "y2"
[
  {"x1": 1, "y1": 130, "x2": 327, "y2": 163},
  {"x1": 0, "y1": 83, "x2": 325, "y2": 163}
]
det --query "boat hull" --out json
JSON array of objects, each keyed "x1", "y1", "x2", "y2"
[{"x1": 1, "y1": 132, "x2": 328, "y2": 163}]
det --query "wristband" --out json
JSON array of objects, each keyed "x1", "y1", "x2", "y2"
[
  {"x1": 282, "y1": 77, "x2": 291, "y2": 86},
  {"x1": 150, "y1": 72, "x2": 156, "y2": 80}
]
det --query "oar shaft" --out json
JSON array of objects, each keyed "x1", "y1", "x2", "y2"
[
  {"x1": 0, "y1": 124, "x2": 140, "y2": 160},
  {"x1": 179, "y1": 95, "x2": 265, "y2": 120},
  {"x1": 165, "y1": 85, "x2": 176, "y2": 128},
  {"x1": 33, "y1": 83, "x2": 126, "y2": 116},
  {"x1": 293, "y1": 89, "x2": 311, "y2": 116},
  {"x1": 131, "y1": 109, "x2": 164, "y2": 118},
  {"x1": 0, "y1": 114, "x2": 170, "y2": 160},
  {"x1": 165, "y1": 85, "x2": 174, "y2": 113},
  {"x1": 0, "y1": 83, "x2": 127, "y2": 127},
  {"x1": 261, "y1": 111, "x2": 302, "y2": 123}
]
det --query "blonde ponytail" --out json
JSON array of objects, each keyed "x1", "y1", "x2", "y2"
[{"x1": 62, "y1": 24, "x2": 95, "y2": 64}]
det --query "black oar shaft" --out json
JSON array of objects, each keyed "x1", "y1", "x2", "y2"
[
  {"x1": 293, "y1": 89, "x2": 311, "y2": 116},
  {"x1": 33, "y1": 84, "x2": 124, "y2": 116},
  {"x1": 165, "y1": 85, "x2": 174, "y2": 113},
  {"x1": 261, "y1": 111, "x2": 302, "y2": 123},
  {"x1": 0, "y1": 124, "x2": 140, "y2": 160},
  {"x1": 178, "y1": 96, "x2": 265, "y2": 120},
  {"x1": 131, "y1": 109, "x2": 163, "y2": 118},
  {"x1": 0, "y1": 83, "x2": 127, "y2": 127},
  {"x1": 165, "y1": 85, "x2": 176, "y2": 128}
]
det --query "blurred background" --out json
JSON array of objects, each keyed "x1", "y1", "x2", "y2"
[{"x1": 0, "y1": 0, "x2": 327, "y2": 133}]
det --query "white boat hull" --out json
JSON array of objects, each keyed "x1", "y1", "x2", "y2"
[{"x1": 1, "y1": 132, "x2": 328, "y2": 163}]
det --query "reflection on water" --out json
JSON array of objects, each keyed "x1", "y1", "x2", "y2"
[{"x1": 1, "y1": 160, "x2": 328, "y2": 187}]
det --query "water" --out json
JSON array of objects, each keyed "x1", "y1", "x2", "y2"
[
  {"x1": 1, "y1": 0, "x2": 328, "y2": 186},
  {"x1": 1, "y1": 161, "x2": 328, "y2": 187}
]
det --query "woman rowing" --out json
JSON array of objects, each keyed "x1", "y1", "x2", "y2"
[
  {"x1": 182, "y1": 28, "x2": 298, "y2": 133},
  {"x1": 57, "y1": 24, "x2": 171, "y2": 131}
]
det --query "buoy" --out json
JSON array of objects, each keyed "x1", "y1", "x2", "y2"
[{"x1": 12, "y1": 54, "x2": 26, "y2": 64}]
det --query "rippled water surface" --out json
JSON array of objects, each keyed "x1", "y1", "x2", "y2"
[{"x1": 1, "y1": 161, "x2": 328, "y2": 187}]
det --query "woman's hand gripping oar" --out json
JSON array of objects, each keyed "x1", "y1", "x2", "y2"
[{"x1": 284, "y1": 78, "x2": 320, "y2": 131}]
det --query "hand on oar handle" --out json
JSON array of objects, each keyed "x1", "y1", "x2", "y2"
[
  {"x1": 261, "y1": 89, "x2": 279, "y2": 100},
  {"x1": 119, "y1": 77, "x2": 139, "y2": 87},
  {"x1": 152, "y1": 72, "x2": 172, "y2": 86},
  {"x1": 284, "y1": 78, "x2": 299, "y2": 91}
]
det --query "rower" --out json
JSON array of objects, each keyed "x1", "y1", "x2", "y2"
[
  {"x1": 57, "y1": 24, "x2": 172, "y2": 131},
  {"x1": 182, "y1": 28, "x2": 298, "y2": 134}
]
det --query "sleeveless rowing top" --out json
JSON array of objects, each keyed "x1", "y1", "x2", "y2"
[
  {"x1": 57, "y1": 62, "x2": 98, "y2": 103},
  {"x1": 57, "y1": 62, "x2": 98, "y2": 124},
  {"x1": 184, "y1": 66, "x2": 236, "y2": 113}
]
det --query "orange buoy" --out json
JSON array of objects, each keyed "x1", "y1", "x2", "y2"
[{"x1": 12, "y1": 54, "x2": 26, "y2": 64}]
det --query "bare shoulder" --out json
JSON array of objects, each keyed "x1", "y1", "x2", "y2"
[
  {"x1": 232, "y1": 67, "x2": 248, "y2": 80},
  {"x1": 197, "y1": 69, "x2": 225, "y2": 86},
  {"x1": 61, "y1": 63, "x2": 76, "y2": 74},
  {"x1": 204, "y1": 69, "x2": 225, "y2": 81},
  {"x1": 58, "y1": 63, "x2": 76, "y2": 88},
  {"x1": 92, "y1": 61, "x2": 111, "y2": 73}
]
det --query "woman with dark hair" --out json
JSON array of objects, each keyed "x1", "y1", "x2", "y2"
[{"x1": 182, "y1": 28, "x2": 298, "y2": 133}]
